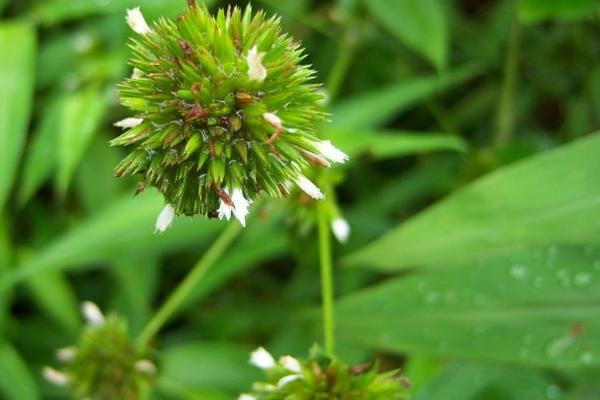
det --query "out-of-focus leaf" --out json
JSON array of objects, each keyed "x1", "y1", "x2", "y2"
[
  {"x1": 0, "y1": 342, "x2": 39, "y2": 400},
  {"x1": 25, "y1": 268, "x2": 80, "y2": 333},
  {"x1": 338, "y1": 244, "x2": 600, "y2": 368},
  {"x1": 75, "y1": 133, "x2": 125, "y2": 213},
  {"x1": 2, "y1": 190, "x2": 223, "y2": 289},
  {"x1": 18, "y1": 96, "x2": 63, "y2": 206},
  {"x1": 346, "y1": 134, "x2": 600, "y2": 271},
  {"x1": 366, "y1": 0, "x2": 447, "y2": 69},
  {"x1": 157, "y1": 377, "x2": 229, "y2": 400},
  {"x1": 414, "y1": 363, "x2": 501, "y2": 400},
  {"x1": 326, "y1": 130, "x2": 466, "y2": 160},
  {"x1": 518, "y1": 0, "x2": 598, "y2": 24},
  {"x1": 160, "y1": 341, "x2": 260, "y2": 394},
  {"x1": 0, "y1": 218, "x2": 10, "y2": 331},
  {"x1": 0, "y1": 22, "x2": 36, "y2": 212},
  {"x1": 30, "y1": 0, "x2": 214, "y2": 26},
  {"x1": 56, "y1": 87, "x2": 109, "y2": 196},
  {"x1": 331, "y1": 64, "x2": 482, "y2": 129}
]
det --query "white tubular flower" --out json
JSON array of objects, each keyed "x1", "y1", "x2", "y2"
[
  {"x1": 249, "y1": 347, "x2": 276, "y2": 370},
  {"x1": 277, "y1": 374, "x2": 303, "y2": 388},
  {"x1": 238, "y1": 395, "x2": 257, "y2": 400},
  {"x1": 295, "y1": 175, "x2": 324, "y2": 200},
  {"x1": 131, "y1": 68, "x2": 143, "y2": 79},
  {"x1": 81, "y1": 301, "x2": 104, "y2": 326},
  {"x1": 43, "y1": 367, "x2": 69, "y2": 386},
  {"x1": 331, "y1": 218, "x2": 351, "y2": 244},
  {"x1": 247, "y1": 45, "x2": 267, "y2": 82},
  {"x1": 56, "y1": 346, "x2": 77, "y2": 363},
  {"x1": 315, "y1": 140, "x2": 349, "y2": 164},
  {"x1": 126, "y1": 7, "x2": 151, "y2": 35},
  {"x1": 231, "y1": 188, "x2": 251, "y2": 227},
  {"x1": 280, "y1": 355, "x2": 302, "y2": 373},
  {"x1": 263, "y1": 112, "x2": 282, "y2": 130},
  {"x1": 114, "y1": 117, "x2": 143, "y2": 129},
  {"x1": 217, "y1": 188, "x2": 251, "y2": 227},
  {"x1": 135, "y1": 359, "x2": 157, "y2": 374},
  {"x1": 155, "y1": 204, "x2": 175, "y2": 233}
]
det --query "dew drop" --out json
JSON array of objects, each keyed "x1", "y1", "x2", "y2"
[
  {"x1": 510, "y1": 264, "x2": 527, "y2": 280},
  {"x1": 574, "y1": 272, "x2": 592, "y2": 286},
  {"x1": 580, "y1": 351, "x2": 594, "y2": 365},
  {"x1": 546, "y1": 336, "x2": 574, "y2": 358}
]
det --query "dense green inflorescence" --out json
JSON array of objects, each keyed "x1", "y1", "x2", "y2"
[
  {"x1": 43, "y1": 303, "x2": 154, "y2": 400},
  {"x1": 112, "y1": 3, "x2": 341, "y2": 222},
  {"x1": 242, "y1": 346, "x2": 410, "y2": 400}
]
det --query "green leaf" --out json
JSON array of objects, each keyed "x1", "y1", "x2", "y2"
[
  {"x1": 160, "y1": 341, "x2": 260, "y2": 393},
  {"x1": 56, "y1": 87, "x2": 109, "y2": 196},
  {"x1": 25, "y1": 270, "x2": 80, "y2": 333},
  {"x1": 346, "y1": 134, "x2": 600, "y2": 271},
  {"x1": 414, "y1": 363, "x2": 501, "y2": 400},
  {"x1": 18, "y1": 96, "x2": 63, "y2": 206},
  {"x1": 0, "y1": 22, "x2": 36, "y2": 212},
  {"x1": 366, "y1": 0, "x2": 448, "y2": 69},
  {"x1": 518, "y1": 0, "x2": 599, "y2": 24},
  {"x1": 337, "y1": 244, "x2": 600, "y2": 369},
  {"x1": 331, "y1": 64, "x2": 482, "y2": 129},
  {"x1": 29, "y1": 0, "x2": 215, "y2": 26},
  {"x1": 1, "y1": 190, "x2": 222, "y2": 290},
  {"x1": 0, "y1": 342, "x2": 39, "y2": 400},
  {"x1": 326, "y1": 130, "x2": 466, "y2": 160}
]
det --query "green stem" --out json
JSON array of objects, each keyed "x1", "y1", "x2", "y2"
[
  {"x1": 495, "y1": 11, "x2": 521, "y2": 147},
  {"x1": 326, "y1": 37, "x2": 355, "y2": 103},
  {"x1": 317, "y1": 200, "x2": 335, "y2": 354},
  {"x1": 137, "y1": 221, "x2": 242, "y2": 346}
]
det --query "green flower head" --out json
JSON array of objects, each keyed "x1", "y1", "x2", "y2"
[{"x1": 112, "y1": 2, "x2": 347, "y2": 229}]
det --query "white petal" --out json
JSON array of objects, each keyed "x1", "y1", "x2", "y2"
[
  {"x1": 331, "y1": 218, "x2": 351, "y2": 244},
  {"x1": 126, "y1": 7, "x2": 151, "y2": 35},
  {"x1": 296, "y1": 175, "x2": 324, "y2": 200},
  {"x1": 135, "y1": 359, "x2": 157, "y2": 374},
  {"x1": 155, "y1": 204, "x2": 175, "y2": 233},
  {"x1": 114, "y1": 117, "x2": 143, "y2": 129},
  {"x1": 81, "y1": 301, "x2": 104, "y2": 326},
  {"x1": 263, "y1": 112, "x2": 282, "y2": 129},
  {"x1": 43, "y1": 367, "x2": 69, "y2": 386},
  {"x1": 247, "y1": 45, "x2": 267, "y2": 82},
  {"x1": 231, "y1": 188, "x2": 252, "y2": 227},
  {"x1": 56, "y1": 346, "x2": 77, "y2": 362},
  {"x1": 238, "y1": 395, "x2": 257, "y2": 400},
  {"x1": 277, "y1": 374, "x2": 303, "y2": 388},
  {"x1": 249, "y1": 347, "x2": 276, "y2": 370},
  {"x1": 217, "y1": 190, "x2": 234, "y2": 222},
  {"x1": 315, "y1": 140, "x2": 348, "y2": 163},
  {"x1": 280, "y1": 355, "x2": 302, "y2": 373}
]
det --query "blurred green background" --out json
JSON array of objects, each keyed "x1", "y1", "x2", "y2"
[{"x1": 2, "y1": 0, "x2": 600, "y2": 399}]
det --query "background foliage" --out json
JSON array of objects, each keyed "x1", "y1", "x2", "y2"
[{"x1": 1, "y1": 0, "x2": 600, "y2": 399}]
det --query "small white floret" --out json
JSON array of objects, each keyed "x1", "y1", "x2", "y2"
[
  {"x1": 43, "y1": 367, "x2": 69, "y2": 386},
  {"x1": 126, "y1": 7, "x2": 151, "y2": 35},
  {"x1": 315, "y1": 140, "x2": 348, "y2": 164},
  {"x1": 135, "y1": 359, "x2": 157, "y2": 374},
  {"x1": 56, "y1": 346, "x2": 77, "y2": 363},
  {"x1": 280, "y1": 355, "x2": 302, "y2": 373},
  {"x1": 131, "y1": 68, "x2": 144, "y2": 79},
  {"x1": 231, "y1": 188, "x2": 252, "y2": 227},
  {"x1": 277, "y1": 374, "x2": 303, "y2": 388},
  {"x1": 81, "y1": 301, "x2": 104, "y2": 326},
  {"x1": 155, "y1": 204, "x2": 175, "y2": 233},
  {"x1": 238, "y1": 395, "x2": 257, "y2": 400},
  {"x1": 296, "y1": 175, "x2": 324, "y2": 200},
  {"x1": 331, "y1": 218, "x2": 351, "y2": 244},
  {"x1": 249, "y1": 347, "x2": 276, "y2": 370},
  {"x1": 114, "y1": 117, "x2": 143, "y2": 129},
  {"x1": 247, "y1": 45, "x2": 267, "y2": 82},
  {"x1": 263, "y1": 112, "x2": 282, "y2": 130}
]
